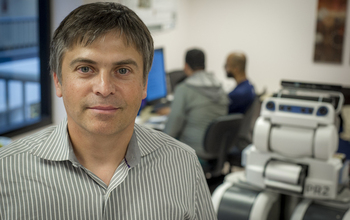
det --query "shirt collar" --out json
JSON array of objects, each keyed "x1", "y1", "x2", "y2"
[
  {"x1": 31, "y1": 117, "x2": 141, "y2": 168},
  {"x1": 30, "y1": 118, "x2": 70, "y2": 161},
  {"x1": 133, "y1": 123, "x2": 165, "y2": 157},
  {"x1": 124, "y1": 131, "x2": 141, "y2": 167},
  {"x1": 237, "y1": 79, "x2": 249, "y2": 86}
]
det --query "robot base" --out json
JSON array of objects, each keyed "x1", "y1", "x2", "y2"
[{"x1": 212, "y1": 172, "x2": 350, "y2": 220}]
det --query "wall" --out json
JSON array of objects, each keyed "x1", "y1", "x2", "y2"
[
  {"x1": 152, "y1": 0, "x2": 191, "y2": 73},
  {"x1": 166, "y1": 0, "x2": 350, "y2": 94}
]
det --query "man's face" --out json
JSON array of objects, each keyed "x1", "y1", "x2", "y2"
[
  {"x1": 225, "y1": 61, "x2": 235, "y2": 79},
  {"x1": 53, "y1": 32, "x2": 147, "y2": 137}
]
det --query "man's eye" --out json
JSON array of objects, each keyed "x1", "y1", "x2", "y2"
[
  {"x1": 79, "y1": 66, "x2": 91, "y2": 73},
  {"x1": 118, "y1": 68, "x2": 129, "y2": 75}
]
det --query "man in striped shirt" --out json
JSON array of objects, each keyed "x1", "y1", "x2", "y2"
[{"x1": 0, "y1": 2, "x2": 217, "y2": 220}]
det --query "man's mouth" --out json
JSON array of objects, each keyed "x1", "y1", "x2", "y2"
[{"x1": 87, "y1": 105, "x2": 119, "y2": 113}]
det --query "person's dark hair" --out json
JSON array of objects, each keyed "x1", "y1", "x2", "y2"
[
  {"x1": 185, "y1": 49, "x2": 205, "y2": 71},
  {"x1": 50, "y1": 2, "x2": 154, "y2": 84}
]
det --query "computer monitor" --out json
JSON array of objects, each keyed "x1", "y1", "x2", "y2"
[{"x1": 145, "y1": 48, "x2": 167, "y2": 104}]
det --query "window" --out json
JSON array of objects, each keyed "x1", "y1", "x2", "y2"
[{"x1": 0, "y1": 0, "x2": 51, "y2": 137}]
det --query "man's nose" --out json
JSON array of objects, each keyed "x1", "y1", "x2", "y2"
[{"x1": 93, "y1": 71, "x2": 116, "y2": 97}]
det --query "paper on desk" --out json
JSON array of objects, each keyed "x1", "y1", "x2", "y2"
[{"x1": 147, "y1": 115, "x2": 168, "y2": 123}]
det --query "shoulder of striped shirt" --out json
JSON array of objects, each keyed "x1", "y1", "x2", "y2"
[
  {"x1": 0, "y1": 125, "x2": 57, "y2": 160},
  {"x1": 134, "y1": 123, "x2": 198, "y2": 157}
]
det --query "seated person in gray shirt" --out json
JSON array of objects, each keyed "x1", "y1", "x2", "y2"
[
  {"x1": 0, "y1": 3, "x2": 217, "y2": 220},
  {"x1": 164, "y1": 49, "x2": 229, "y2": 161}
]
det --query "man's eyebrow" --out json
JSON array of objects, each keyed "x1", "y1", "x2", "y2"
[
  {"x1": 70, "y1": 58, "x2": 97, "y2": 67},
  {"x1": 69, "y1": 58, "x2": 139, "y2": 69},
  {"x1": 113, "y1": 59, "x2": 139, "y2": 69}
]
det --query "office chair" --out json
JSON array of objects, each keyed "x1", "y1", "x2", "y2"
[
  {"x1": 166, "y1": 70, "x2": 187, "y2": 93},
  {"x1": 199, "y1": 114, "x2": 244, "y2": 178},
  {"x1": 237, "y1": 96, "x2": 262, "y2": 149},
  {"x1": 228, "y1": 95, "x2": 263, "y2": 167}
]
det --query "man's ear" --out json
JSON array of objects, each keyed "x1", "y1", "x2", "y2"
[
  {"x1": 53, "y1": 72, "x2": 63, "y2": 98},
  {"x1": 184, "y1": 63, "x2": 192, "y2": 76}
]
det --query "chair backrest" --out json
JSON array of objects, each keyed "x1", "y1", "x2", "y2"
[
  {"x1": 235, "y1": 96, "x2": 262, "y2": 150},
  {"x1": 203, "y1": 114, "x2": 243, "y2": 177},
  {"x1": 167, "y1": 70, "x2": 187, "y2": 93}
]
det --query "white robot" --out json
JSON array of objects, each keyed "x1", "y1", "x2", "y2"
[{"x1": 212, "y1": 82, "x2": 350, "y2": 220}]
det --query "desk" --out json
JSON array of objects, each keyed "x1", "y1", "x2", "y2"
[{"x1": 135, "y1": 106, "x2": 168, "y2": 131}]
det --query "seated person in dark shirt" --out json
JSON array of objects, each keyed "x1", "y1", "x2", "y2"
[{"x1": 225, "y1": 52, "x2": 256, "y2": 114}]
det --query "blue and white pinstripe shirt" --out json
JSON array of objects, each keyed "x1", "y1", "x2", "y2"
[{"x1": 0, "y1": 119, "x2": 217, "y2": 220}]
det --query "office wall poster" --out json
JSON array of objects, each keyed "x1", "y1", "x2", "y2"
[
  {"x1": 313, "y1": 0, "x2": 348, "y2": 64},
  {"x1": 83, "y1": 0, "x2": 177, "y2": 32}
]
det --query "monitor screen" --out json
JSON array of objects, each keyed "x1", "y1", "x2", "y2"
[{"x1": 145, "y1": 48, "x2": 167, "y2": 103}]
